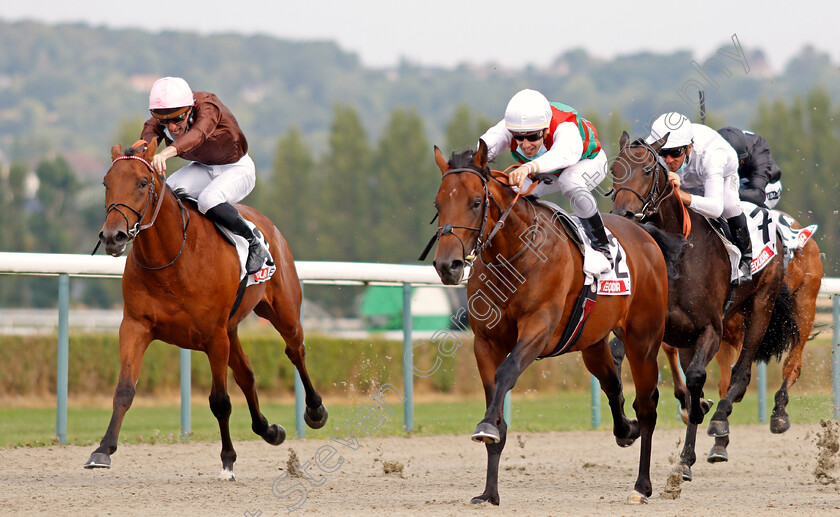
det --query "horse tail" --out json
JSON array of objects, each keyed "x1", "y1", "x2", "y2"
[
  {"x1": 754, "y1": 283, "x2": 800, "y2": 363},
  {"x1": 639, "y1": 222, "x2": 688, "y2": 281}
]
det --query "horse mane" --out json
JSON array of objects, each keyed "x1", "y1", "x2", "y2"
[{"x1": 448, "y1": 149, "x2": 488, "y2": 179}]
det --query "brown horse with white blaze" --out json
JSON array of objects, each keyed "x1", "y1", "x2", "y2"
[
  {"x1": 87, "y1": 140, "x2": 327, "y2": 480},
  {"x1": 431, "y1": 140, "x2": 679, "y2": 505}
]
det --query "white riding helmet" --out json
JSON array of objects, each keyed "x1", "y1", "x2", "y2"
[
  {"x1": 646, "y1": 112, "x2": 693, "y2": 149},
  {"x1": 149, "y1": 77, "x2": 194, "y2": 111},
  {"x1": 504, "y1": 89, "x2": 552, "y2": 133}
]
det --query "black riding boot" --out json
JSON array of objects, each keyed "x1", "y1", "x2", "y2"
[
  {"x1": 579, "y1": 214, "x2": 613, "y2": 264},
  {"x1": 205, "y1": 202, "x2": 269, "y2": 275},
  {"x1": 727, "y1": 213, "x2": 753, "y2": 284}
]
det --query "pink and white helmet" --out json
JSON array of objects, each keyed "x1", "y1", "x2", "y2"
[{"x1": 148, "y1": 77, "x2": 194, "y2": 111}]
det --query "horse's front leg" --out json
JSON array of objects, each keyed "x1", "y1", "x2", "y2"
[
  {"x1": 84, "y1": 319, "x2": 151, "y2": 469},
  {"x1": 470, "y1": 329, "x2": 545, "y2": 506}
]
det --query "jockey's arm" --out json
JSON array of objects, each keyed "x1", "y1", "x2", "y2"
[
  {"x1": 479, "y1": 120, "x2": 512, "y2": 163},
  {"x1": 687, "y1": 158, "x2": 726, "y2": 219},
  {"x1": 526, "y1": 122, "x2": 583, "y2": 174}
]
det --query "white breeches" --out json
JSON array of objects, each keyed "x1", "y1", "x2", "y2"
[{"x1": 166, "y1": 154, "x2": 256, "y2": 214}]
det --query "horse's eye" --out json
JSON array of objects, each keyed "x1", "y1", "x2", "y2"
[
  {"x1": 471, "y1": 199, "x2": 482, "y2": 209},
  {"x1": 643, "y1": 166, "x2": 654, "y2": 176},
  {"x1": 139, "y1": 178, "x2": 149, "y2": 189}
]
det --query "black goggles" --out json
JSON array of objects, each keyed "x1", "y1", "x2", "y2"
[
  {"x1": 658, "y1": 146, "x2": 687, "y2": 159},
  {"x1": 511, "y1": 131, "x2": 544, "y2": 142}
]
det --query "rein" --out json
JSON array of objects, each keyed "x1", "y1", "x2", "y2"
[
  {"x1": 103, "y1": 154, "x2": 190, "y2": 270},
  {"x1": 613, "y1": 144, "x2": 691, "y2": 238}
]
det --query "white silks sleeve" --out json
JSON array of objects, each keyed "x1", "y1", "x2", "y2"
[{"x1": 686, "y1": 155, "x2": 726, "y2": 218}]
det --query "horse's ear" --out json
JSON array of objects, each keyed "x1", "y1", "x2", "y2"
[
  {"x1": 474, "y1": 139, "x2": 488, "y2": 169},
  {"x1": 111, "y1": 145, "x2": 122, "y2": 160},
  {"x1": 144, "y1": 139, "x2": 158, "y2": 160},
  {"x1": 434, "y1": 145, "x2": 450, "y2": 175},
  {"x1": 650, "y1": 132, "x2": 670, "y2": 153},
  {"x1": 619, "y1": 131, "x2": 630, "y2": 150}
]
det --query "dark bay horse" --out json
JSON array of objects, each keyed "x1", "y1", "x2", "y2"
[
  {"x1": 431, "y1": 141, "x2": 678, "y2": 504},
  {"x1": 88, "y1": 141, "x2": 327, "y2": 480},
  {"x1": 610, "y1": 132, "x2": 799, "y2": 480},
  {"x1": 663, "y1": 211, "x2": 822, "y2": 461}
]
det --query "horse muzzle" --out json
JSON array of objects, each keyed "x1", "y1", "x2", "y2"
[
  {"x1": 99, "y1": 227, "x2": 129, "y2": 257},
  {"x1": 433, "y1": 258, "x2": 465, "y2": 285}
]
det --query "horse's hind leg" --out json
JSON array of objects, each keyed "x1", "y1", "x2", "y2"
[
  {"x1": 255, "y1": 297, "x2": 327, "y2": 429},
  {"x1": 771, "y1": 280, "x2": 818, "y2": 434},
  {"x1": 207, "y1": 335, "x2": 237, "y2": 481},
  {"x1": 581, "y1": 337, "x2": 637, "y2": 445},
  {"x1": 84, "y1": 321, "x2": 150, "y2": 469},
  {"x1": 228, "y1": 330, "x2": 285, "y2": 445}
]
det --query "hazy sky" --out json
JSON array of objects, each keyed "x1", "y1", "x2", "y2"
[{"x1": 2, "y1": 0, "x2": 837, "y2": 71}]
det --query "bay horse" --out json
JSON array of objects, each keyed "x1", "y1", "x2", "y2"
[
  {"x1": 430, "y1": 140, "x2": 679, "y2": 504},
  {"x1": 663, "y1": 211, "x2": 822, "y2": 461},
  {"x1": 88, "y1": 140, "x2": 328, "y2": 480},
  {"x1": 609, "y1": 131, "x2": 799, "y2": 481}
]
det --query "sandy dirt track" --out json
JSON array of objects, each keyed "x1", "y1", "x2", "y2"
[{"x1": 1, "y1": 422, "x2": 838, "y2": 516}]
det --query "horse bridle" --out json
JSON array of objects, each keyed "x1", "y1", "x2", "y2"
[
  {"x1": 102, "y1": 154, "x2": 189, "y2": 270},
  {"x1": 610, "y1": 143, "x2": 672, "y2": 220},
  {"x1": 419, "y1": 166, "x2": 538, "y2": 266}
]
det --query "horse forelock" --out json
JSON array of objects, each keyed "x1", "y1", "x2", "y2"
[
  {"x1": 448, "y1": 149, "x2": 488, "y2": 179},
  {"x1": 123, "y1": 145, "x2": 139, "y2": 157}
]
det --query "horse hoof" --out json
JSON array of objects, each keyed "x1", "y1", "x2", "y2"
[
  {"x1": 627, "y1": 491, "x2": 649, "y2": 504},
  {"x1": 674, "y1": 464, "x2": 692, "y2": 482},
  {"x1": 470, "y1": 494, "x2": 499, "y2": 505},
  {"x1": 770, "y1": 415, "x2": 790, "y2": 434},
  {"x1": 678, "y1": 407, "x2": 689, "y2": 425},
  {"x1": 700, "y1": 398, "x2": 714, "y2": 414},
  {"x1": 304, "y1": 405, "x2": 329, "y2": 429},
  {"x1": 616, "y1": 436, "x2": 636, "y2": 448},
  {"x1": 84, "y1": 452, "x2": 111, "y2": 469},
  {"x1": 707, "y1": 445, "x2": 729, "y2": 463},
  {"x1": 219, "y1": 469, "x2": 236, "y2": 482},
  {"x1": 471, "y1": 423, "x2": 500, "y2": 444},
  {"x1": 263, "y1": 424, "x2": 286, "y2": 445},
  {"x1": 707, "y1": 419, "x2": 729, "y2": 437}
]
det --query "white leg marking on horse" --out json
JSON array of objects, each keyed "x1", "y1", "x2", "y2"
[
  {"x1": 219, "y1": 469, "x2": 236, "y2": 482},
  {"x1": 627, "y1": 490, "x2": 649, "y2": 504}
]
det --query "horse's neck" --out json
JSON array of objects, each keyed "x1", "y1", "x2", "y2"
[
  {"x1": 652, "y1": 179, "x2": 686, "y2": 234},
  {"x1": 131, "y1": 188, "x2": 188, "y2": 265},
  {"x1": 483, "y1": 186, "x2": 568, "y2": 260}
]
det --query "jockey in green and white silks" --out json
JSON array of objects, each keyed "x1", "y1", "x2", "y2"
[{"x1": 480, "y1": 89, "x2": 612, "y2": 275}]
